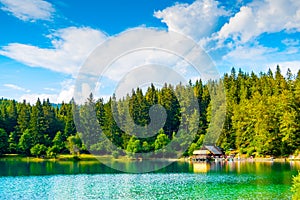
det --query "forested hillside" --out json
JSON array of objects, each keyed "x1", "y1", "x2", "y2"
[{"x1": 0, "y1": 66, "x2": 299, "y2": 158}]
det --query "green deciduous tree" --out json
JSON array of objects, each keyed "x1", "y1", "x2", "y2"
[
  {"x1": 154, "y1": 129, "x2": 170, "y2": 150},
  {"x1": 66, "y1": 134, "x2": 82, "y2": 155},
  {"x1": 46, "y1": 145, "x2": 60, "y2": 158},
  {"x1": 30, "y1": 144, "x2": 47, "y2": 157},
  {"x1": 18, "y1": 129, "x2": 33, "y2": 155},
  {"x1": 126, "y1": 136, "x2": 141, "y2": 158},
  {"x1": 1, "y1": 66, "x2": 300, "y2": 158}
]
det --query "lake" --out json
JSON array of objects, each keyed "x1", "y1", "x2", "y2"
[{"x1": 0, "y1": 159, "x2": 299, "y2": 199}]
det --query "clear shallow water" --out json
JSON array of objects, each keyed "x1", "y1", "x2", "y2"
[{"x1": 0, "y1": 159, "x2": 299, "y2": 200}]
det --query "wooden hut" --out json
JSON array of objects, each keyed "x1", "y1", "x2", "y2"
[{"x1": 192, "y1": 145, "x2": 224, "y2": 162}]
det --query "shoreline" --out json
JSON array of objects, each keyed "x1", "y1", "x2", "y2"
[
  {"x1": 0, "y1": 154, "x2": 187, "y2": 162},
  {"x1": 1, "y1": 154, "x2": 300, "y2": 163}
]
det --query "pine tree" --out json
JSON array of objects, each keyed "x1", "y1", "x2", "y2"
[
  {"x1": 42, "y1": 98, "x2": 58, "y2": 139},
  {"x1": 6, "y1": 100, "x2": 17, "y2": 134},
  {"x1": 29, "y1": 98, "x2": 47, "y2": 145},
  {"x1": 16, "y1": 100, "x2": 30, "y2": 136},
  {"x1": 0, "y1": 128, "x2": 8, "y2": 155},
  {"x1": 79, "y1": 93, "x2": 102, "y2": 150}
]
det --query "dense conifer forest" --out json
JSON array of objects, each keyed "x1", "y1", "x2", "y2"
[{"x1": 0, "y1": 66, "x2": 299, "y2": 158}]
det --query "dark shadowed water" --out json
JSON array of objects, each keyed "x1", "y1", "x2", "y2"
[{"x1": 0, "y1": 159, "x2": 299, "y2": 199}]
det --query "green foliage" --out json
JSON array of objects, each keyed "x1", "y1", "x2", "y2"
[
  {"x1": 8, "y1": 132, "x2": 18, "y2": 153},
  {"x1": 188, "y1": 143, "x2": 197, "y2": 156},
  {"x1": 292, "y1": 171, "x2": 300, "y2": 200},
  {"x1": 66, "y1": 134, "x2": 82, "y2": 155},
  {"x1": 126, "y1": 136, "x2": 141, "y2": 158},
  {"x1": 142, "y1": 141, "x2": 150, "y2": 152},
  {"x1": 29, "y1": 99, "x2": 47, "y2": 145},
  {"x1": 53, "y1": 131, "x2": 65, "y2": 151},
  {"x1": 18, "y1": 129, "x2": 33, "y2": 155},
  {"x1": 112, "y1": 150, "x2": 120, "y2": 159},
  {"x1": 79, "y1": 93, "x2": 102, "y2": 150},
  {"x1": 30, "y1": 144, "x2": 47, "y2": 157},
  {"x1": 154, "y1": 129, "x2": 170, "y2": 150},
  {"x1": 187, "y1": 134, "x2": 205, "y2": 156},
  {"x1": 0, "y1": 66, "x2": 300, "y2": 158},
  {"x1": 47, "y1": 145, "x2": 60, "y2": 158},
  {"x1": 0, "y1": 128, "x2": 8, "y2": 155}
]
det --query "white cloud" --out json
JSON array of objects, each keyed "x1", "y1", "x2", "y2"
[
  {"x1": 104, "y1": 49, "x2": 182, "y2": 82},
  {"x1": 20, "y1": 79, "x2": 75, "y2": 104},
  {"x1": 71, "y1": 28, "x2": 219, "y2": 105},
  {"x1": 266, "y1": 61, "x2": 300, "y2": 75},
  {"x1": 79, "y1": 28, "x2": 217, "y2": 88},
  {"x1": 57, "y1": 79, "x2": 75, "y2": 103},
  {"x1": 282, "y1": 38, "x2": 300, "y2": 46},
  {"x1": 19, "y1": 93, "x2": 57, "y2": 104},
  {"x1": 154, "y1": 0, "x2": 228, "y2": 41},
  {"x1": 0, "y1": 0, "x2": 54, "y2": 21},
  {"x1": 222, "y1": 44, "x2": 277, "y2": 62},
  {"x1": 216, "y1": 0, "x2": 300, "y2": 43},
  {"x1": 114, "y1": 65, "x2": 186, "y2": 99},
  {"x1": 4, "y1": 83, "x2": 30, "y2": 92},
  {"x1": 44, "y1": 87, "x2": 56, "y2": 91},
  {"x1": 153, "y1": 0, "x2": 300, "y2": 77},
  {"x1": 0, "y1": 27, "x2": 107, "y2": 76},
  {"x1": 219, "y1": 42, "x2": 300, "y2": 75}
]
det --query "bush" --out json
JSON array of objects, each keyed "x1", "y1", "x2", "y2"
[
  {"x1": 30, "y1": 144, "x2": 47, "y2": 157},
  {"x1": 47, "y1": 145, "x2": 60, "y2": 158},
  {"x1": 188, "y1": 143, "x2": 197, "y2": 156},
  {"x1": 246, "y1": 147, "x2": 255, "y2": 157},
  {"x1": 66, "y1": 134, "x2": 82, "y2": 155},
  {"x1": 294, "y1": 149, "x2": 300, "y2": 157},
  {"x1": 292, "y1": 171, "x2": 300, "y2": 200},
  {"x1": 112, "y1": 150, "x2": 119, "y2": 159}
]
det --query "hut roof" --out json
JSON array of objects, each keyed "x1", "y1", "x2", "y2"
[
  {"x1": 193, "y1": 145, "x2": 223, "y2": 155},
  {"x1": 205, "y1": 145, "x2": 223, "y2": 155}
]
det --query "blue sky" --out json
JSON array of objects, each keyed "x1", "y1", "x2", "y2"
[{"x1": 0, "y1": 0, "x2": 300, "y2": 103}]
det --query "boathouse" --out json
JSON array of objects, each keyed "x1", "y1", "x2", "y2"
[{"x1": 192, "y1": 145, "x2": 224, "y2": 161}]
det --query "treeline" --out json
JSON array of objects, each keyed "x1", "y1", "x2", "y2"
[
  {"x1": 0, "y1": 66, "x2": 299, "y2": 158},
  {"x1": 220, "y1": 66, "x2": 300, "y2": 156},
  {"x1": 0, "y1": 98, "x2": 80, "y2": 158}
]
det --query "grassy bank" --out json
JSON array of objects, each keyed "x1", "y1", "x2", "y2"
[
  {"x1": 0, "y1": 153, "x2": 166, "y2": 162},
  {"x1": 1, "y1": 153, "x2": 299, "y2": 163},
  {"x1": 0, "y1": 153, "x2": 115, "y2": 162}
]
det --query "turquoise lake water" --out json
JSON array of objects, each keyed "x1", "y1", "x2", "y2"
[{"x1": 0, "y1": 159, "x2": 299, "y2": 199}]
